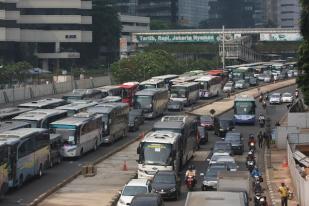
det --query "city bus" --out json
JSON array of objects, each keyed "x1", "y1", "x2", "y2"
[
  {"x1": 87, "y1": 103, "x2": 129, "y2": 144},
  {"x1": 194, "y1": 75, "x2": 222, "y2": 98},
  {"x1": 139, "y1": 79, "x2": 165, "y2": 90},
  {"x1": 62, "y1": 89, "x2": 102, "y2": 103},
  {"x1": 18, "y1": 98, "x2": 67, "y2": 109},
  {"x1": 0, "y1": 128, "x2": 50, "y2": 188},
  {"x1": 0, "y1": 107, "x2": 33, "y2": 121},
  {"x1": 151, "y1": 74, "x2": 179, "y2": 89},
  {"x1": 50, "y1": 112, "x2": 103, "y2": 158},
  {"x1": 170, "y1": 75, "x2": 199, "y2": 85},
  {"x1": 97, "y1": 85, "x2": 122, "y2": 97},
  {"x1": 170, "y1": 82, "x2": 199, "y2": 106},
  {"x1": 56, "y1": 100, "x2": 97, "y2": 116},
  {"x1": 13, "y1": 109, "x2": 68, "y2": 128},
  {"x1": 120, "y1": 82, "x2": 139, "y2": 107},
  {"x1": 207, "y1": 69, "x2": 228, "y2": 85},
  {"x1": 133, "y1": 88, "x2": 169, "y2": 119},
  {"x1": 0, "y1": 121, "x2": 31, "y2": 133},
  {"x1": 234, "y1": 95, "x2": 256, "y2": 124}
]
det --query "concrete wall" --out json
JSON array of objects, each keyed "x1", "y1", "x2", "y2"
[
  {"x1": 276, "y1": 126, "x2": 299, "y2": 149},
  {"x1": 288, "y1": 112, "x2": 309, "y2": 128},
  {"x1": 0, "y1": 76, "x2": 111, "y2": 105},
  {"x1": 287, "y1": 143, "x2": 309, "y2": 206}
]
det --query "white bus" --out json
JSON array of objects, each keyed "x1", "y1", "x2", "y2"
[
  {"x1": 50, "y1": 112, "x2": 103, "y2": 158},
  {"x1": 0, "y1": 107, "x2": 33, "y2": 121},
  {"x1": 151, "y1": 74, "x2": 179, "y2": 89},
  {"x1": 13, "y1": 109, "x2": 68, "y2": 128},
  {"x1": 139, "y1": 79, "x2": 165, "y2": 90},
  {"x1": 56, "y1": 100, "x2": 97, "y2": 116},
  {"x1": 137, "y1": 131, "x2": 181, "y2": 179},
  {"x1": 170, "y1": 82, "x2": 199, "y2": 106},
  {"x1": 195, "y1": 75, "x2": 222, "y2": 98},
  {"x1": 18, "y1": 98, "x2": 67, "y2": 109},
  {"x1": 97, "y1": 85, "x2": 123, "y2": 98}
]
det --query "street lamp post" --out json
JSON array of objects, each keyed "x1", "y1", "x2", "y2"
[{"x1": 222, "y1": 25, "x2": 225, "y2": 70}]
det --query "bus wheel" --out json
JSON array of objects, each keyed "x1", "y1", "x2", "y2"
[{"x1": 38, "y1": 164, "x2": 43, "y2": 177}]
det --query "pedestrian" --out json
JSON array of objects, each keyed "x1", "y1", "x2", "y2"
[
  {"x1": 263, "y1": 132, "x2": 270, "y2": 149},
  {"x1": 258, "y1": 131, "x2": 263, "y2": 148},
  {"x1": 278, "y1": 182, "x2": 289, "y2": 206}
]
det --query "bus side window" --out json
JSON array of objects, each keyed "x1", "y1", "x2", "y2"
[
  {"x1": 35, "y1": 132, "x2": 49, "y2": 150},
  {"x1": 18, "y1": 138, "x2": 34, "y2": 159}
]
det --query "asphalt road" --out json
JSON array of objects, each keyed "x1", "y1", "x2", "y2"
[
  {"x1": 0, "y1": 81, "x2": 292, "y2": 206},
  {"x1": 165, "y1": 85, "x2": 296, "y2": 206}
]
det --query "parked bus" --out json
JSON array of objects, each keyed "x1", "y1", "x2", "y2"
[
  {"x1": 0, "y1": 107, "x2": 33, "y2": 121},
  {"x1": 234, "y1": 95, "x2": 256, "y2": 124},
  {"x1": 0, "y1": 128, "x2": 50, "y2": 188},
  {"x1": 0, "y1": 141, "x2": 9, "y2": 196},
  {"x1": 120, "y1": 82, "x2": 139, "y2": 107},
  {"x1": 97, "y1": 85, "x2": 122, "y2": 98},
  {"x1": 63, "y1": 89, "x2": 102, "y2": 103},
  {"x1": 56, "y1": 100, "x2": 97, "y2": 116},
  {"x1": 0, "y1": 121, "x2": 31, "y2": 133},
  {"x1": 137, "y1": 131, "x2": 182, "y2": 179},
  {"x1": 195, "y1": 75, "x2": 222, "y2": 98},
  {"x1": 18, "y1": 98, "x2": 67, "y2": 109},
  {"x1": 133, "y1": 88, "x2": 169, "y2": 119},
  {"x1": 139, "y1": 79, "x2": 165, "y2": 90},
  {"x1": 151, "y1": 74, "x2": 178, "y2": 89},
  {"x1": 170, "y1": 82, "x2": 199, "y2": 106},
  {"x1": 87, "y1": 103, "x2": 129, "y2": 144},
  {"x1": 13, "y1": 109, "x2": 68, "y2": 128},
  {"x1": 154, "y1": 115, "x2": 198, "y2": 168},
  {"x1": 171, "y1": 76, "x2": 199, "y2": 85},
  {"x1": 50, "y1": 112, "x2": 103, "y2": 157}
]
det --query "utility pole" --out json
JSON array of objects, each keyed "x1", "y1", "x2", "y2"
[{"x1": 222, "y1": 25, "x2": 225, "y2": 70}]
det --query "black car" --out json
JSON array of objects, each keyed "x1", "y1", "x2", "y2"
[
  {"x1": 224, "y1": 132, "x2": 244, "y2": 155},
  {"x1": 131, "y1": 193, "x2": 164, "y2": 206},
  {"x1": 214, "y1": 118, "x2": 234, "y2": 137},
  {"x1": 128, "y1": 109, "x2": 144, "y2": 131},
  {"x1": 198, "y1": 126, "x2": 208, "y2": 144},
  {"x1": 213, "y1": 141, "x2": 233, "y2": 155},
  {"x1": 152, "y1": 171, "x2": 180, "y2": 200}
]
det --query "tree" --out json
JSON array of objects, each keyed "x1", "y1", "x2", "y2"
[
  {"x1": 298, "y1": 0, "x2": 309, "y2": 105},
  {"x1": 0, "y1": 61, "x2": 32, "y2": 86},
  {"x1": 150, "y1": 20, "x2": 171, "y2": 30}
]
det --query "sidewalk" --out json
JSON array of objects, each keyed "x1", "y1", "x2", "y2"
[{"x1": 38, "y1": 79, "x2": 296, "y2": 206}]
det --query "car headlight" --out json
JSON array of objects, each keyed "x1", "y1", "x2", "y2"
[{"x1": 170, "y1": 188, "x2": 176, "y2": 192}]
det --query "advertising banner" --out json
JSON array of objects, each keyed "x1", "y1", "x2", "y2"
[
  {"x1": 136, "y1": 33, "x2": 222, "y2": 43},
  {"x1": 260, "y1": 33, "x2": 302, "y2": 41}
]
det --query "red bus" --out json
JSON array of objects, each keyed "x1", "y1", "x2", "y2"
[
  {"x1": 120, "y1": 82, "x2": 139, "y2": 106},
  {"x1": 207, "y1": 70, "x2": 228, "y2": 86}
]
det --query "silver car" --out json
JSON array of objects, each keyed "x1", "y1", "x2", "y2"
[
  {"x1": 223, "y1": 82, "x2": 234, "y2": 93},
  {"x1": 269, "y1": 93, "x2": 282, "y2": 104}
]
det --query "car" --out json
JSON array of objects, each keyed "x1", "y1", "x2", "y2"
[
  {"x1": 257, "y1": 74, "x2": 266, "y2": 81},
  {"x1": 223, "y1": 82, "x2": 234, "y2": 93},
  {"x1": 208, "y1": 153, "x2": 230, "y2": 165},
  {"x1": 200, "y1": 115, "x2": 216, "y2": 130},
  {"x1": 198, "y1": 126, "x2": 208, "y2": 144},
  {"x1": 117, "y1": 179, "x2": 152, "y2": 206},
  {"x1": 234, "y1": 80, "x2": 248, "y2": 89},
  {"x1": 293, "y1": 70, "x2": 298, "y2": 77},
  {"x1": 213, "y1": 141, "x2": 233, "y2": 156},
  {"x1": 214, "y1": 118, "x2": 234, "y2": 137},
  {"x1": 130, "y1": 194, "x2": 164, "y2": 206},
  {"x1": 287, "y1": 70, "x2": 294, "y2": 78},
  {"x1": 264, "y1": 75, "x2": 273, "y2": 83},
  {"x1": 167, "y1": 100, "x2": 184, "y2": 111},
  {"x1": 224, "y1": 132, "x2": 244, "y2": 155},
  {"x1": 208, "y1": 155, "x2": 238, "y2": 172},
  {"x1": 151, "y1": 171, "x2": 181, "y2": 200},
  {"x1": 128, "y1": 109, "x2": 144, "y2": 131},
  {"x1": 249, "y1": 77, "x2": 258, "y2": 86},
  {"x1": 281, "y1": 92, "x2": 293, "y2": 103},
  {"x1": 269, "y1": 93, "x2": 282, "y2": 104},
  {"x1": 201, "y1": 163, "x2": 228, "y2": 191}
]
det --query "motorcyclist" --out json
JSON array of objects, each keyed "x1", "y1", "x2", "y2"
[
  {"x1": 251, "y1": 166, "x2": 262, "y2": 178},
  {"x1": 247, "y1": 150, "x2": 255, "y2": 161},
  {"x1": 295, "y1": 89, "x2": 299, "y2": 98},
  {"x1": 185, "y1": 165, "x2": 196, "y2": 184},
  {"x1": 248, "y1": 134, "x2": 256, "y2": 147},
  {"x1": 259, "y1": 114, "x2": 265, "y2": 123}
]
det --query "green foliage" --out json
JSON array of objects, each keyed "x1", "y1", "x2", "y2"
[
  {"x1": 298, "y1": 0, "x2": 309, "y2": 105},
  {"x1": 150, "y1": 20, "x2": 171, "y2": 30},
  {"x1": 0, "y1": 61, "x2": 32, "y2": 84}
]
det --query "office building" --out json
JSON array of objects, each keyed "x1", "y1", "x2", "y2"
[
  {"x1": 113, "y1": 0, "x2": 137, "y2": 15},
  {"x1": 277, "y1": 0, "x2": 300, "y2": 28},
  {"x1": 0, "y1": 0, "x2": 92, "y2": 70}
]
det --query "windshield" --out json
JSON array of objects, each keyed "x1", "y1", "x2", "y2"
[
  {"x1": 141, "y1": 143, "x2": 172, "y2": 166},
  {"x1": 154, "y1": 128, "x2": 182, "y2": 134},
  {"x1": 53, "y1": 128, "x2": 77, "y2": 145},
  {"x1": 21, "y1": 120, "x2": 40, "y2": 128},
  {"x1": 214, "y1": 143, "x2": 230, "y2": 150},
  {"x1": 153, "y1": 174, "x2": 175, "y2": 184},
  {"x1": 235, "y1": 101, "x2": 255, "y2": 115},
  {"x1": 225, "y1": 134, "x2": 240, "y2": 142},
  {"x1": 198, "y1": 81, "x2": 208, "y2": 90},
  {"x1": 236, "y1": 80, "x2": 244, "y2": 84},
  {"x1": 0, "y1": 145, "x2": 8, "y2": 165},
  {"x1": 134, "y1": 95, "x2": 153, "y2": 109},
  {"x1": 206, "y1": 167, "x2": 224, "y2": 177},
  {"x1": 200, "y1": 116, "x2": 212, "y2": 122},
  {"x1": 122, "y1": 186, "x2": 147, "y2": 196},
  {"x1": 67, "y1": 110, "x2": 77, "y2": 117},
  {"x1": 219, "y1": 120, "x2": 230, "y2": 127},
  {"x1": 271, "y1": 94, "x2": 280, "y2": 98},
  {"x1": 283, "y1": 93, "x2": 291, "y2": 97},
  {"x1": 143, "y1": 84, "x2": 156, "y2": 89},
  {"x1": 170, "y1": 88, "x2": 187, "y2": 98}
]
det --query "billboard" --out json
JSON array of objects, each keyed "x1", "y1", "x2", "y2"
[
  {"x1": 136, "y1": 34, "x2": 222, "y2": 43},
  {"x1": 260, "y1": 33, "x2": 302, "y2": 41}
]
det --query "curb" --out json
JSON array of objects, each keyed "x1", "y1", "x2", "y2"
[{"x1": 264, "y1": 147, "x2": 277, "y2": 206}]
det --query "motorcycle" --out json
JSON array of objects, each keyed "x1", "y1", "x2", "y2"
[
  {"x1": 254, "y1": 192, "x2": 267, "y2": 206},
  {"x1": 259, "y1": 118, "x2": 265, "y2": 128},
  {"x1": 259, "y1": 95, "x2": 263, "y2": 102},
  {"x1": 185, "y1": 176, "x2": 196, "y2": 191},
  {"x1": 249, "y1": 141, "x2": 256, "y2": 151},
  {"x1": 262, "y1": 101, "x2": 267, "y2": 109},
  {"x1": 247, "y1": 160, "x2": 255, "y2": 172}
]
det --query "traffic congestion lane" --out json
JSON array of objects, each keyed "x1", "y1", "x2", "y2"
[{"x1": 165, "y1": 85, "x2": 296, "y2": 206}]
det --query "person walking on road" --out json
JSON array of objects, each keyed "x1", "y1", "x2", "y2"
[
  {"x1": 258, "y1": 131, "x2": 263, "y2": 148},
  {"x1": 263, "y1": 132, "x2": 270, "y2": 149},
  {"x1": 278, "y1": 182, "x2": 289, "y2": 206}
]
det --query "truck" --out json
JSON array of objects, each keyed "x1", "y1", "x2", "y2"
[{"x1": 184, "y1": 191, "x2": 247, "y2": 206}]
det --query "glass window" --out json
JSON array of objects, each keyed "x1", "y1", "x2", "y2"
[
  {"x1": 153, "y1": 174, "x2": 175, "y2": 184},
  {"x1": 142, "y1": 143, "x2": 172, "y2": 166},
  {"x1": 122, "y1": 186, "x2": 148, "y2": 196},
  {"x1": 35, "y1": 132, "x2": 49, "y2": 149}
]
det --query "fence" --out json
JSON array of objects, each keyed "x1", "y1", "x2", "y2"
[
  {"x1": 287, "y1": 138, "x2": 309, "y2": 206},
  {"x1": 0, "y1": 76, "x2": 111, "y2": 105}
]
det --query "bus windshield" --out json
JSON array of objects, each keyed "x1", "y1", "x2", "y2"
[
  {"x1": 235, "y1": 101, "x2": 255, "y2": 115},
  {"x1": 134, "y1": 96, "x2": 153, "y2": 109},
  {"x1": 142, "y1": 143, "x2": 172, "y2": 166},
  {"x1": 198, "y1": 82, "x2": 208, "y2": 90},
  {"x1": 170, "y1": 88, "x2": 187, "y2": 98},
  {"x1": 53, "y1": 128, "x2": 77, "y2": 145}
]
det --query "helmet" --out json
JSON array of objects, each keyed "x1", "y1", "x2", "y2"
[
  {"x1": 248, "y1": 151, "x2": 253, "y2": 155},
  {"x1": 250, "y1": 134, "x2": 254, "y2": 138}
]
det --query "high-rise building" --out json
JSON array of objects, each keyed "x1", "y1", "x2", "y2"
[
  {"x1": 113, "y1": 0, "x2": 137, "y2": 15},
  {"x1": 0, "y1": 0, "x2": 92, "y2": 70},
  {"x1": 277, "y1": 0, "x2": 300, "y2": 28}
]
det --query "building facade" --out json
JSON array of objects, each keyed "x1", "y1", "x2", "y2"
[
  {"x1": 0, "y1": 0, "x2": 92, "y2": 70},
  {"x1": 277, "y1": 0, "x2": 300, "y2": 28}
]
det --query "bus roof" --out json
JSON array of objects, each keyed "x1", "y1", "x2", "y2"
[
  {"x1": 18, "y1": 98, "x2": 66, "y2": 108},
  {"x1": 152, "y1": 74, "x2": 178, "y2": 80},
  {"x1": 195, "y1": 75, "x2": 220, "y2": 82},
  {"x1": 97, "y1": 85, "x2": 121, "y2": 91},
  {"x1": 235, "y1": 95, "x2": 255, "y2": 102},
  {"x1": 135, "y1": 88, "x2": 167, "y2": 96},
  {"x1": 50, "y1": 112, "x2": 102, "y2": 127},
  {"x1": 142, "y1": 131, "x2": 180, "y2": 144},
  {"x1": 0, "y1": 107, "x2": 33, "y2": 119},
  {"x1": 207, "y1": 70, "x2": 225, "y2": 76},
  {"x1": 56, "y1": 101, "x2": 97, "y2": 111},
  {"x1": 0, "y1": 121, "x2": 30, "y2": 133},
  {"x1": 140, "y1": 78, "x2": 164, "y2": 85},
  {"x1": 13, "y1": 109, "x2": 67, "y2": 121},
  {"x1": 87, "y1": 102, "x2": 129, "y2": 114},
  {"x1": 153, "y1": 121, "x2": 184, "y2": 130},
  {"x1": 171, "y1": 82, "x2": 199, "y2": 87},
  {"x1": 171, "y1": 76, "x2": 198, "y2": 83},
  {"x1": 0, "y1": 128, "x2": 47, "y2": 141},
  {"x1": 120, "y1": 82, "x2": 139, "y2": 89}
]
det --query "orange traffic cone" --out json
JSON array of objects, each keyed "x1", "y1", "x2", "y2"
[
  {"x1": 122, "y1": 160, "x2": 128, "y2": 171},
  {"x1": 282, "y1": 158, "x2": 288, "y2": 168}
]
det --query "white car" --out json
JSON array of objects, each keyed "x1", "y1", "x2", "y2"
[
  {"x1": 223, "y1": 82, "x2": 234, "y2": 93},
  {"x1": 117, "y1": 179, "x2": 151, "y2": 206},
  {"x1": 281, "y1": 92, "x2": 293, "y2": 103},
  {"x1": 235, "y1": 80, "x2": 247, "y2": 89},
  {"x1": 264, "y1": 75, "x2": 272, "y2": 83},
  {"x1": 208, "y1": 153, "x2": 230, "y2": 165},
  {"x1": 269, "y1": 93, "x2": 282, "y2": 104}
]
